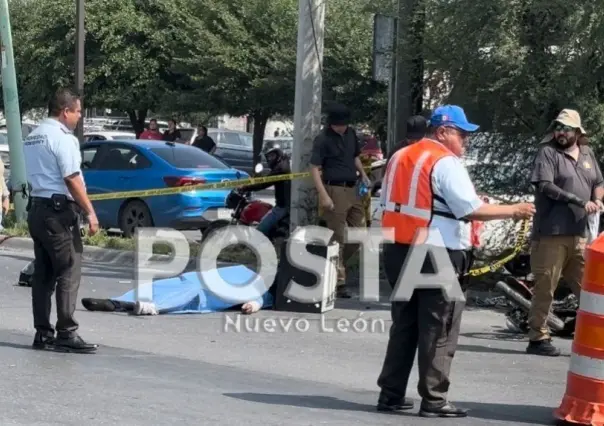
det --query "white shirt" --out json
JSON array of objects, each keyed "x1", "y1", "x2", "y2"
[
  {"x1": 381, "y1": 140, "x2": 483, "y2": 250},
  {"x1": 23, "y1": 118, "x2": 83, "y2": 200},
  {"x1": 428, "y1": 155, "x2": 483, "y2": 249}
]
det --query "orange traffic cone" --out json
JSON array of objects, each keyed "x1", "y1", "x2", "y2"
[{"x1": 554, "y1": 235, "x2": 604, "y2": 425}]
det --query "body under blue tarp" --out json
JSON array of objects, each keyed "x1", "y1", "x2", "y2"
[{"x1": 112, "y1": 265, "x2": 273, "y2": 314}]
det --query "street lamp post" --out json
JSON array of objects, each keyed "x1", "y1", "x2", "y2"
[
  {"x1": 0, "y1": 0, "x2": 29, "y2": 221},
  {"x1": 75, "y1": 0, "x2": 85, "y2": 143}
]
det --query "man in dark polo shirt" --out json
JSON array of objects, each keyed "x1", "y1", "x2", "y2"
[
  {"x1": 528, "y1": 108, "x2": 604, "y2": 356},
  {"x1": 310, "y1": 103, "x2": 371, "y2": 298}
]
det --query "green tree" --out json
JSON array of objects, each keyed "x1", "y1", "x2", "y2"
[
  {"x1": 417, "y1": 0, "x2": 604, "y2": 196},
  {"x1": 179, "y1": 0, "x2": 298, "y2": 164},
  {"x1": 180, "y1": 0, "x2": 387, "y2": 166},
  {"x1": 5, "y1": 0, "x2": 199, "y2": 135}
]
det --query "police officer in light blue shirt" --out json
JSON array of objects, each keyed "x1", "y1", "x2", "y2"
[{"x1": 23, "y1": 88, "x2": 99, "y2": 354}]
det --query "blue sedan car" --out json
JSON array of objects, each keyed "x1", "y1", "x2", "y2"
[{"x1": 80, "y1": 140, "x2": 249, "y2": 237}]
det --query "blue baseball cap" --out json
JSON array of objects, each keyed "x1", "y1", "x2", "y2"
[{"x1": 429, "y1": 105, "x2": 479, "y2": 132}]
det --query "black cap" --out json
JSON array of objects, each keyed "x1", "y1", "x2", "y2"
[
  {"x1": 407, "y1": 115, "x2": 427, "y2": 140},
  {"x1": 325, "y1": 103, "x2": 351, "y2": 125}
]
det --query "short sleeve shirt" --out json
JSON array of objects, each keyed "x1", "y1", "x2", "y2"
[
  {"x1": 23, "y1": 118, "x2": 83, "y2": 200},
  {"x1": 309, "y1": 127, "x2": 361, "y2": 182},
  {"x1": 531, "y1": 142, "x2": 604, "y2": 238},
  {"x1": 428, "y1": 153, "x2": 483, "y2": 250}
]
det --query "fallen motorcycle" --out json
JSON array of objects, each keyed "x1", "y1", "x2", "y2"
[
  {"x1": 201, "y1": 187, "x2": 290, "y2": 242},
  {"x1": 495, "y1": 254, "x2": 577, "y2": 337}
]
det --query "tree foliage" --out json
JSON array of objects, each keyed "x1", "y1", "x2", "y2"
[
  {"x1": 418, "y1": 0, "x2": 604, "y2": 195},
  {"x1": 179, "y1": 0, "x2": 386, "y2": 162},
  {"x1": 3, "y1": 0, "x2": 383, "y2": 150}
]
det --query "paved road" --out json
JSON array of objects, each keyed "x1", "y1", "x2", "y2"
[{"x1": 0, "y1": 246, "x2": 571, "y2": 425}]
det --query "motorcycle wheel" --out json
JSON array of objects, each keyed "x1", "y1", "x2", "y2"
[
  {"x1": 495, "y1": 281, "x2": 566, "y2": 331},
  {"x1": 201, "y1": 219, "x2": 232, "y2": 242}
]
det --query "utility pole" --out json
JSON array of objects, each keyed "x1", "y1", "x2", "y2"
[
  {"x1": 393, "y1": 0, "x2": 422, "y2": 146},
  {"x1": 74, "y1": 0, "x2": 85, "y2": 143},
  {"x1": 372, "y1": 14, "x2": 397, "y2": 155},
  {"x1": 290, "y1": 0, "x2": 325, "y2": 229},
  {"x1": 0, "y1": 0, "x2": 28, "y2": 221}
]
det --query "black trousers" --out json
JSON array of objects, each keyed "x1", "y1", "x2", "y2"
[
  {"x1": 27, "y1": 199, "x2": 83, "y2": 338},
  {"x1": 377, "y1": 242, "x2": 472, "y2": 409}
]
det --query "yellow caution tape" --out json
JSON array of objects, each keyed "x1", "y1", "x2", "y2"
[
  {"x1": 87, "y1": 172, "x2": 312, "y2": 201},
  {"x1": 86, "y1": 164, "x2": 378, "y2": 202},
  {"x1": 8, "y1": 161, "x2": 530, "y2": 279},
  {"x1": 465, "y1": 218, "x2": 530, "y2": 277}
]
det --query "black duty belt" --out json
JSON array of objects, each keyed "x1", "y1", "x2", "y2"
[
  {"x1": 324, "y1": 180, "x2": 356, "y2": 188},
  {"x1": 31, "y1": 196, "x2": 76, "y2": 207}
]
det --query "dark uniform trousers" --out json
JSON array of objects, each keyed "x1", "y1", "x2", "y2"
[
  {"x1": 377, "y1": 242, "x2": 472, "y2": 409},
  {"x1": 27, "y1": 198, "x2": 83, "y2": 338}
]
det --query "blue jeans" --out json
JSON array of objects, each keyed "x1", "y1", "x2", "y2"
[{"x1": 256, "y1": 206, "x2": 288, "y2": 237}]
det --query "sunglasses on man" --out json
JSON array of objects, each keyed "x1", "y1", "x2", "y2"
[{"x1": 554, "y1": 124, "x2": 576, "y2": 132}]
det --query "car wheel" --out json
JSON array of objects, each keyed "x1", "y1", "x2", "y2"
[{"x1": 119, "y1": 200, "x2": 153, "y2": 238}]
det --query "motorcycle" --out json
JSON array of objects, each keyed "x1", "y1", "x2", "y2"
[
  {"x1": 495, "y1": 254, "x2": 577, "y2": 337},
  {"x1": 201, "y1": 163, "x2": 290, "y2": 242}
]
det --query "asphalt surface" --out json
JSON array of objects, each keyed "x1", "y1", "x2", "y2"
[{"x1": 0, "y1": 245, "x2": 572, "y2": 425}]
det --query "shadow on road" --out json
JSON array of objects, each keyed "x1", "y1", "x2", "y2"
[
  {"x1": 462, "y1": 331, "x2": 529, "y2": 342},
  {"x1": 0, "y1": 341, "x2": 32, "y2": 350},
  {"x1": 223, "y1": 392, "x2": 556, "y2": 424},
  {"x1": 457, "y1": 343, "x2": 527, "y2": 355},
  {"x1": 224, "y1": 393, "x2": 375, "y2": 412}
]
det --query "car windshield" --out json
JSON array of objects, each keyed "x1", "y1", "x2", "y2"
[
  {"x1": 239, "y1": 133, "x2": 253, "y2": 148},
  {"x1": 150, "y1": 145, "x2": 229, "y2": 169}
]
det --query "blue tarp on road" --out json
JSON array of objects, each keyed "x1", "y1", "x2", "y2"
[{"x1": 112, "y1": 265, "x2": 273, "y2": 314}]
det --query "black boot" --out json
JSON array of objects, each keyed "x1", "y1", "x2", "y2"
[
  {"x1": 526, "y1": 338, "x2": 560, "y2": 356},
  {"x1": 376, "y1": 394, "x2": 414, "y2": 412},
  {"x1": 18, "y1": 272, "x2": 32, "y2": 287},
  {"x1": 336, "y1": 286, "x2": 352, "y2": 299},
  {"x1": 419, "y1": 403, "x2": 468, "y2": 418},
  {"x1": 32, "y1": 331, "x2": 55, "y2": 350},
  {"x1": 53, "y1": 334, "x2": 98, "y2": 354}
]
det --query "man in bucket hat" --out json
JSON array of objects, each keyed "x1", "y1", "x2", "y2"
[{"x1": 528, "y1": 108, "x2": 604, "y2": 356}]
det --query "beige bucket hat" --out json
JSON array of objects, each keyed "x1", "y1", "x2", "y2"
[{"x1": 540, "y1": 109, "x2": 587, "y2": 143}]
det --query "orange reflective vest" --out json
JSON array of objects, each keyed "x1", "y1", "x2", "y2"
[{"x1": 381, "y1": 138, "x2": 482, "y2": 247}]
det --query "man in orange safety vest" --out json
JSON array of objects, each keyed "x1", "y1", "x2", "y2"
[{"x1": 375, "y1": 105, "x2": 535, "y2": 419}]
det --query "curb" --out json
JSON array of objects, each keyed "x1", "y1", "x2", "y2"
[{"x1": 0, "y1": 236, "x2": 196, "y2": 268}]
